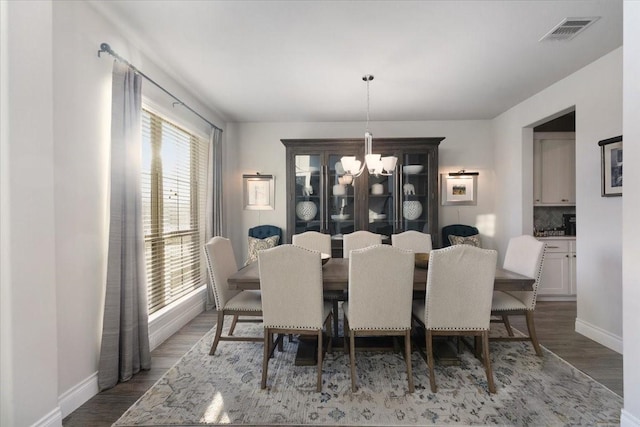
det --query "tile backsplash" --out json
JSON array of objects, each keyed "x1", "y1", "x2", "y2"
[{"x1": 534, "y1": 206, "x2": 576, "y2": 232}]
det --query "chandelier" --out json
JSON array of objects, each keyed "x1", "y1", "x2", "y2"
[{"x1": 340, "y1": 75, "x2": 398, "y2": 180}]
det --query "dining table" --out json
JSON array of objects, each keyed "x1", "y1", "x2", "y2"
[
  {"x1": 227, "y1": 258, "x2": 535, "y2": 292},
  {"x1": 227, "y1": 257, "x2": 535, "y2": 366}
]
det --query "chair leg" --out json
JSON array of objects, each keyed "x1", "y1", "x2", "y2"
[
  {"x1": 261, "y1": 329, "x2": 270, "y2": 389},
  {"x1": 316, "y1": 330, "x2": 323, "y2": 392},
  {"x1": 210, "y1": 311, "x2": 225, "y2": 355},
  {"x1": 404, "y1": 330, "x2": 414, "y2": 393},
  {"x1": 228, "y1": 314, "x2": 239, "y2": 336},
  {"x1": 349, "y1": 332, "x2": 357, "y2": 392},
  {"x1": 502, "y1": 314, "x2": 514, "y2": 336},
  {"x1": 426, "y1": 330, "x2": 437, "y2": 393},
  {"x1": 326, "y1": 313, "x2": 333, "y2": 354},
  {"x1": 525, "y1": 311, "x2": 543, "y2": 356},
  {"x1": 481, "y1": 331, "x2": 496, "y2": 393},
  {"x1": 343, "y1": 316, "x2": 350, "y2": 355},
  {"x1": 332, "y1": 299, "x2": 339, "y2": 338}
]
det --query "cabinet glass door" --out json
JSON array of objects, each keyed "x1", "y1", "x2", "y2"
[
  {"x1": 400, "y1": 153, "x2": 429, "y2": 232},
  {"x1": 293, "y1": 154, "x2": 322, "y2": 234},
  {"x1": 367, "y1": 163, "x2": 396, "y2": 242},
  {"x1": 328, "y1": 154, "x2": 356, "y2": 239}
]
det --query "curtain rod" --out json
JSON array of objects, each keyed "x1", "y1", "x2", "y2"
[{"x1": 98, "y1": 42, "x2": 222, "y2": 133}]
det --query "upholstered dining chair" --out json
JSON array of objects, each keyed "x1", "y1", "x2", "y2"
[
  {"x1": 249, "y1": 225, "x2": 282, "y2": 243},
  {"x1": 391, "y1": 230, "x2": 433, "y2": 252},
  {"x1": 343, "y1": 245, "x2": 415, "y2": 393},
  {"x1": 441, "y1": 224, "x2": 480, "y2": 247},
  {"x1": 342, "y1": 230, "x2": 382, "y2": 258},
  {"x1": 292, "y1": 231, "x2": 339, "y2": 337},
  {"x1": 258, "y1": 245, "x2": 333, "y2": 391},
  {"x1": 292, "y1": 231, "x2": 331, "y2": 255},
  {"x1": 490, "y1": 235, "x2": 546, "y2": 356},
  {"x1": 204, "y1": 236, "x2": 263, "y2": 355},
  {"x1": 412, "y1": 244, "x2": 498, "y2": 393}
]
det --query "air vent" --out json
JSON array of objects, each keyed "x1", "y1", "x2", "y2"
[{"x1": 539, "y1": 17, "x2": 600, "y2": 42}]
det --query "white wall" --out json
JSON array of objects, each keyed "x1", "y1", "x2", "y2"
[
  {"x1": 493, "y1": 48, "x2": 623, "y2": 352},
  {"x1": 0, "y1": 1, "x2": 227, "y2": 424},
  {"x1": 225, "y1": 121, "x2": 494, "y2": 263},
  {"x1": 0, "y1": 1, "x2": 61, "y2": 425},
  {"x1": 622, "y1": 2, "x2": 640, "y2": 425},
  {"x1": 52, "y1": 2, "x2": 225, "y2": 405}
]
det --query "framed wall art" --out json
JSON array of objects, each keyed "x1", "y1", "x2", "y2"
[
  {"x1": 441, "y1": 171, "x2": 478, "y2": 206},
  {"x1": 243, "y1": 173, "x2": 275, "y2": 210},
  {"x1": 598, "y1": 135, "x2": 622, "y2": 197}
]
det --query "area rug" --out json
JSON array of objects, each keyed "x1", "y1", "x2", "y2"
[{"x1": 114, "y1": 322, "x2": 622, "y2": 426}]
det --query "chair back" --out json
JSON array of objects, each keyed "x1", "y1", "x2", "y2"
[
  {"x1": 424, "y1": 245, "x2": 497, "y2": 330},
  {"x1": 203, "y1": 236, "x2": 241, "y2": 309},
  {"x1": 502, "y1": 235, "x2": 546, "y2": 310},
  {"x1": 343, "y1": 230, "x2": 382, "y2": 258},
  {"x1": 292, "y1": 231, "x2": 331, "y2": 255},
  {"x1": 392, "y1": 230, "x2": 432, "y2": 252},
  {"x1": 249, "y1": 225, "x2": 282, "y2": 243},
  {"x1": 348, "y1": 245, "x2": 414, "y2": 330},
  {"x1": 258, "y1": 245, "x2": 325, "y2": 329},
  {"x1": 441, "y1": 224, "x2": 479, "y2": 247}
]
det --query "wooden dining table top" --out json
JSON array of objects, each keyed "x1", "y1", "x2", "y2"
[{"x1": 228, "y1": 258, "x2": 535, "y2": 292}]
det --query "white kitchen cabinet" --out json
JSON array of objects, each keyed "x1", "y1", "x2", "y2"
[
  {"x1": 533, "y1": 133, "x2": 576, "y2": 206},
  {"x1": 537, "y1": 238, "x2": 576, "y2": 297}
]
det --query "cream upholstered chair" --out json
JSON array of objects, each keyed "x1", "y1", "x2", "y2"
[
  {"x1": 343, "y1": 245, "x2": 415, "y2": 392},
  {"x1": 204, "y1": 237, "x2": 263, "y2": 355},
  {"x1": 392, "y1": 230, "x2": 433, "y2": 252},
  {"x1": 342, "y1": 230, "x2": 382, "y2": 258},
  {"x1": 258, "y1": 245, "x2": 332, "y2": 391},
  {"x1": 292, "y1": 231, "x2": 340, "y2": 336},
  {"x1": 292, "y1": 231, "x2": 331, "y2": 255},
  {"x1": 490, "y1": 235, "x2": 546, "y2": 356},
  {"x1": 412, "y1": 244, "x2": 498, "y2": 393}
]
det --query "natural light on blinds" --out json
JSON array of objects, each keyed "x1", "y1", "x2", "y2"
[{"x1": 141, "y1": 108, "x2": 208, "y2": 314}]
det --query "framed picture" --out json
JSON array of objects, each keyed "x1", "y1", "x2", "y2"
[
  {"x1": 243, "y1": 174, "x2": 275, "y2": 210},
  {"x1": 598, "y1": 136, "x2": 622, "y2": 197},
  {"x1": 441, "y1": 173, "x2": 477, "y2": 206}
]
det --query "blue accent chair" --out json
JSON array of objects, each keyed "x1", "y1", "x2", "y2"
[
  {"x1": 441, "y1": 224, "x2": 479, "y2": 247},
  {"x1": 248, "y1": 225, "x2": 282, "y2": 244}
]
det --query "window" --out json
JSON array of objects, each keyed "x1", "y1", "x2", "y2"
[{"x1": 141, "y1": 108, "x2": 208, "y2": 314}]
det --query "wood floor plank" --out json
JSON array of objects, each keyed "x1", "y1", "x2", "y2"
[{"x1": 62, "y1": 302, "x2": 622, "y2": 426}]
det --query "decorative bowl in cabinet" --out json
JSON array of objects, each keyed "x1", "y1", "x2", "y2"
[
  {"x1": 403, "y1": 165, "x2": 424, "y2": 174},
  {"x1": 321, "y1": 253, "x2": 331, "y2": 265},
  {"x1": 331, "y1": 213, "x2": 350, "y2": 221},
  {"x1": 402, "y1": 200, "x2": 422, "y2": 220},
  {"x1": 414, "y1": 252, "x2": 429, "y2": 269},
  {"x1": 296, "y1": 201, "x2": 317, "y2": 221}
]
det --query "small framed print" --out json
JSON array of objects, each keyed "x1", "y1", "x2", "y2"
[
  {"x1": 441, "y1": 173, "x2": 477, "y2": 206},
  {"x1": 598, "y1": 136, "x2": 622, "y2": 197},
  {"x1": 243, "y1": 174, "x2": 275, "y2": 210}
]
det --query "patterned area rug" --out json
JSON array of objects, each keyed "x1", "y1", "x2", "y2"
[{"x1": 114, "y1": 322, "x2": 622, "y2": 426}]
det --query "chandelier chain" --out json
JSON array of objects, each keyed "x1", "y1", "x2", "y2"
[{"x1": 366, "y1": 77, "x2": 370, "y2": 132}]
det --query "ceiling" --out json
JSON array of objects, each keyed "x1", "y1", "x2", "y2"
[{"x1": 92, "y1": 0, "x2": 622, "y2": 123}]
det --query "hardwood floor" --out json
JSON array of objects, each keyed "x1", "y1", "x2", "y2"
[{"x1": 62, "y1": 301, "x2": 623, "y2": 426}]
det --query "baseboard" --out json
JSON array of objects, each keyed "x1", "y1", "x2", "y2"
[
  {"x1": 32, "y1": 406, "x2": 62, "y2": 427},
  {"x1": 58, "y1": 371, "x2": 98, "y2": 419},
  {"x1": 621, "y1": 409, "x2": 640, "y2": 427},
  {"x1": 57, "y1": 288, "x2": 206, "y2": 420},
  {"x1": 149, "y1": 286, "x2": 206, "y2": 351},
  {"x1": 575, "y1": 317, "x2": 623, "y2": 354},
  {"x1": 537, "y1": 295, "x2": 576, "y2": 302}
]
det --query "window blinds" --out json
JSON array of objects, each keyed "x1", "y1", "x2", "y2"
[{"x1": 141, "y1": 109, "x2": 208, "y2": 314}]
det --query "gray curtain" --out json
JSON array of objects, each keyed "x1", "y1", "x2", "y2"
[
  {"x1": 98, "y1": 62, "x2": 151, "y2": 391},
  {"x1": 205, "y1": 127, "x2": 223, "y2": 309}
]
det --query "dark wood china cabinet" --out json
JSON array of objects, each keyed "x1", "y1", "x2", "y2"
[{"x1": 281, "y1": 137, "x2": 443, "y2": 257}]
